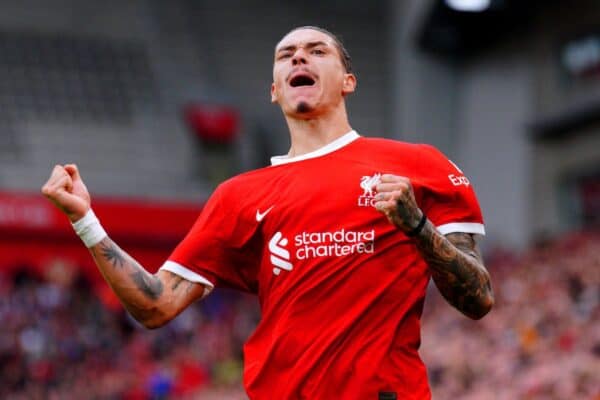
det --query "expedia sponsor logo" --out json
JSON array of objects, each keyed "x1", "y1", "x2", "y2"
[{"x1": 448, "y1": 174, "x2": 470, "y2": 187}]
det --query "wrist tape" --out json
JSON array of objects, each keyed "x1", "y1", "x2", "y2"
[{"x1": 72, "y1": 209, "x2": 107, "y2": 248}]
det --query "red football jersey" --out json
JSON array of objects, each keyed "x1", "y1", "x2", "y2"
[{"x1": 162, "y1": 131, "x2": 484, "y2": 399}]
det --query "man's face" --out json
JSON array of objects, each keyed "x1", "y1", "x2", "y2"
[{"x1": 271, "y1": 28, "x2": 356, "y2": 118}]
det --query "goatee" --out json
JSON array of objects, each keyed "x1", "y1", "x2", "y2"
[{"x1": 296, "y1": 102, "x2": 312, "y2": 113}]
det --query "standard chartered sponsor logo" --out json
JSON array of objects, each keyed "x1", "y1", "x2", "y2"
[
  {"x1": 269, "y1": 231, "x2": 293, "y2": 276},
  {"x1": 295, "y1": 229, "x2": 375, "y2": 259},
  {"x1": 269, "y1": 229, "x2": 376, "y2": 275}
]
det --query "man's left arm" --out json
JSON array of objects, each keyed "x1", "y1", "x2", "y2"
[{"x1": 375, "y1": 174, "x2": 494, "y2": 320}]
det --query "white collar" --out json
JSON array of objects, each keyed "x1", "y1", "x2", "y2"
[{"x1": 270, "y1": 130, "x2": 360, "y2": 166}]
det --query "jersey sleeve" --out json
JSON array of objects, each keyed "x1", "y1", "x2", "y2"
[
  {"x1": 160, "y1": 182, "x2": 260, "y2": 293},
  {"x1": 417, "y1": 145, "x2": 485, "y2": 236}
]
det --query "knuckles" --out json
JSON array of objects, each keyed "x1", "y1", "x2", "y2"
[
  {"x1": 380, "y1": 174, "x2": 410, "y2": 183},
  {"x1": 42, "y1": 165, "x2": 69, "y2": 197},
  {"x1": 375, "y1": 175, "x2": 412, "y2": 191},
  {"x1": 375, "y1": 184, "x2": 409, "y2": 194},
  {"x1": 41, "y1": 183, "x2": 56, "y2": 194},
  {"x1": 41, "y1": 185, "x2": 56, "y2": 198}
]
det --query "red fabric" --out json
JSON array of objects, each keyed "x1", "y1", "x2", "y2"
[{"x1": 169, "y1": 137, "x2": 484, "y2": 399}]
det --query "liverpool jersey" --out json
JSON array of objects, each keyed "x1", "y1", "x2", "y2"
[{"x1": 161, "y1": 131, "x2": 485, "y2": 399}]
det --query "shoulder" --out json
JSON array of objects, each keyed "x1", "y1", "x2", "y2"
[
  {"x1": 357, "y1": 136, "x2": 447, "y2": 163},
  {"x1": 358, "y1": 136, "x2": 415, "y2": 149},
  {"x1": 212, "y1": 164, "x2": 278, "y2": 199},
  {"x1": 358, "y1": 136, "x2": 437, "y2": 151}
]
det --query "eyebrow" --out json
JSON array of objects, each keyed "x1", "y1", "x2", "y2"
[{"x1": 276, "y1": 41, "x2": 329, "y2": 54}]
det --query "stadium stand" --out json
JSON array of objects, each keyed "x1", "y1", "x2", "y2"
[
  {"x1": 0, "y1": 1, "x2": 598, "y2": 398},
  {"x1": 0, "y1": 230, "x2": 597, "y2": 399},
  {"x1": 422, "y1": 231, "x2": 600, "y2": 400}
]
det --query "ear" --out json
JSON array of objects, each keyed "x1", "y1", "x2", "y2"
[
  {"x1": 341, "y1": 73, "x2": 357, "y2": 96},
  {"x1": 271, "y1": 82, "x2": 278, "y2": 103}
]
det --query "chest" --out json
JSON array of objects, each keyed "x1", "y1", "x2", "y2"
[
  {"x1": 250, "y1": 159, "x2": 429, "y2": 230},
  {"x1": 252, "y1": 162, "x2": 386, "y2": 233},
  {"x1": 241, "y1": 160, "x2": 425, "y2": 285}
]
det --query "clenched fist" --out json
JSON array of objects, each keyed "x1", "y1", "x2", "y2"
[
  {"x1": 373, "y1": 174, "x2": 424, "y2": 233},
  {"x1": 41, "y1": 164, "x2": 91, "y2": 223}
]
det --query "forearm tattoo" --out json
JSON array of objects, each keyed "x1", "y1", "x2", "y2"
[
  {"x1": 90, "y1": 237, "x2": 166, "y2": 321},
  {"x1": 90, "y1": 238, "x2": 199, "y2": 326},
  {"x1": 98, "y1": 240, "x2": 126, "y2": 268},
  {"x1": 130, "y1": 270, "x2": 164, "y2": 300},
  {"x1": 414, "y1": 222, "x2": 494, "y2": 319}
]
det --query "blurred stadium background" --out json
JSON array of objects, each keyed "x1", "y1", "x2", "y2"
[{"x1": 0, "y1": 0, "x2": 598, "y2": 398}]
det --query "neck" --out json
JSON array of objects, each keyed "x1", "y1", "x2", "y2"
[{"x1": 284, "y1": 106, "x2": 353, "y2": 157}]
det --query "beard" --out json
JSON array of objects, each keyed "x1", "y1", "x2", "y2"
[{"x1": 296, "y1": 101, "x2": 312, "y2": 113}]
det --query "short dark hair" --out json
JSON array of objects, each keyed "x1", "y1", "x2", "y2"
[{"x1": 285, "y1": 26, "x2": 353, "y2": 73}]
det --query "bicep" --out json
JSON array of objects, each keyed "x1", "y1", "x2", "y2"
[{"x1": 157, "y1": 269, "x2": 210, "y2": 314}]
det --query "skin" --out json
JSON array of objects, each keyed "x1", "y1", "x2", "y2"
[
  {"x1": 271, "y1": 28, "x2": 357, "y2": 157},
  {"x1": 41, "y1": 164, "x2": 205, "y2": 328},
  {"x1": 374, "y1": 174, "x2": 494, "y2": 319},
  {"x1": 41, "y1": 28, "x2": 493, "y2": 329}
]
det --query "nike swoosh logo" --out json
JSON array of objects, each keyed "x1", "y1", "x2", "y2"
[{"x1": 256, "y1": 206, "x2": 274, "y2": 222}]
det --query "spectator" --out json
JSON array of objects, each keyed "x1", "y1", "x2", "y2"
[{"x1": 0, "y1": 231, "x2": 597, "y2": 398}]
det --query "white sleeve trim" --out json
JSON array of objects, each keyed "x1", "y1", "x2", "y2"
[
  {"x1": 159, "y1": 261, "x2": 214, "y2": 297},
  {"x1": 436, "y1": 222, "x2": 485, "y2": 236}
]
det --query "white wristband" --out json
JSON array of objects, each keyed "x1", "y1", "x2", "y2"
[{"x1": 72, "y1": 209, "x2": 107, "y2": 248}]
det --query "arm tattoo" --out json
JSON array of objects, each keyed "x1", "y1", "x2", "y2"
[
  {"x1": 92, "y1": 238, "x2": 165, "y2": 306},
  {"x1": 170, "y1": 276, "x2": 195, "y2": 294},
  {"x1": 131, "y1": 271, "x2": 164, "y2": 300},
  {"x1": 414, "y1": 222, "x2": 493, "y2": 319},
  {"x1": 171, "y1": 276, "x2": 184, "y2": 291},
  {"x1": 98, "y1": 240, "x2": 126, "y2": 268},
  {"x1": 89, "y1": 237, "x2": 202, "y2": 327}
]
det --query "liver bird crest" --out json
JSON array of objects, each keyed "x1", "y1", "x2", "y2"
[{"x1": 360, "y1": 173, "x2": 381, "y2": 197}]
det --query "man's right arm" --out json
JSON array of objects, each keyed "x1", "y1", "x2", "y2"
[
  {"x1": 88, "y1": 237, "x2": 206, "y2": 328},
  {"x1": 42, "y1": 164, "x2": 207, "y2": 329}
]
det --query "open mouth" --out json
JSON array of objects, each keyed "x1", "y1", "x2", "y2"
[{"x1": 289, "y1": 74, "x2": 316, "y2": 87}]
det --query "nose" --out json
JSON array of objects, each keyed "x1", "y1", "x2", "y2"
[{"x1": 291, "y1": 48, "x2": 308, "y2": 66}]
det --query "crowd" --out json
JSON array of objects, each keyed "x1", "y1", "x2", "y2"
[
  {"x1": 0, "y1": 231, "x2": 598, "y2": 399},
  {"x1": 0, "y1": 263, "x2": 254, "y2": 399},
  {"x1": 422, "y1": 231, "x2": 599, "y2": 399}
]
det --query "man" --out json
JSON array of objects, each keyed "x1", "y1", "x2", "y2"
[{"x1": 42, "y1": 26, "x2": 493, "y2": 399}]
